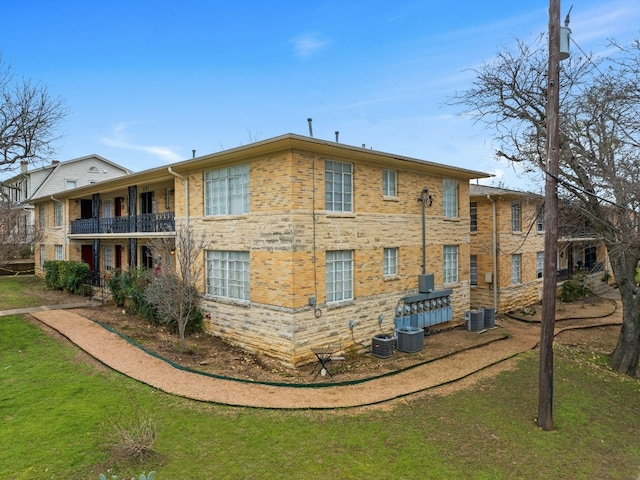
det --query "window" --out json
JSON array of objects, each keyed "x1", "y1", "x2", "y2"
[
  {"x1": 443, "y1": 179, "x2": 458, "y2": 218},
  {"x1": 325, "y1": 160, "x2": 352, "y2": 212},
  {"x1": 104, "y1": 245, "x2": 114, "y2": 270},
  {"x1": 383, "y1": 169, "x2": 397, "y2": 197},
  {"x1": 54, "y1": 202, "x2": 62, "y2": 227},
  {"x1": 536, "y1": 207, "x2": 545, "y2": 232},
  {"x1": 511, "y1": 201, "x2": 522, "y2": 232},
  {"x1": 55, "y1": 245, "x2": 63, "y2": 260},
  {"x1": 512, "y1": 254, "x2": 522, "y2": 284},
  {"x1": 383, "y1": 248, "x2": 398, "y2": 276},
  {"x1": 205, "y1": 250, "x2": 250, "y2": 301},
  {"x1": 470, "y1": 254, "x2": 478, "y2": 286},
  {"x1": 65, "y1": 180, "x2": 77, "y2": 190},
  {"x1": 537, "y1": 252, "x2": 544, "y2": 279},
  {"x1": 326, "y1": 250, "x2": 353, "y2": 302},
  {"x1": 39, "y1": 205, "x2": 45, "y2": 228},
  {"x1": 470, "y1": 202, "x2": 478, "y2": 232},
  {"x1": 103, "y1": 199, "x2": 113, "y2": 218},
  {"x1": 443, "y1": 245, "x2": 458, "y2": 284},
  {"x1": 204, "y1": 165, "x2": 249, "y2": 216},
  {"x1": 39, "y1": 244, "x2": 45, "y2": 267}
]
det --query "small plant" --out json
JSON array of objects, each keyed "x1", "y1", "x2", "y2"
[
  {"x1": 105, "y1": 409, "x2": 158, "y2": 463},
  {"x1": 99, "y1": 472, "x2": 156, "y2": 480},
  {"x1": 560, "y1": 277, "x2": 591, "y2": 302}
]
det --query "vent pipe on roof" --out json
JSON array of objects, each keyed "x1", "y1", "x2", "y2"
[
  {"x1": 307, "y1": 118, "x2": 313, "y2": 137},
  {"x1": 335, "y1": 131, "x2": 339, "y2": 142},
  {"x1": 192, "y1": 150, "x2": 196, "y2": 159}
]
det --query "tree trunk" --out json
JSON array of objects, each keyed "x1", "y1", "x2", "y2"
[{"x1": 608, "y1": 256, "x2": 640, "y2": 377}]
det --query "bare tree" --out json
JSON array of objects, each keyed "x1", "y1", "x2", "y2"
[
  {"x1": 450, "y1": 35, "x2": 640, "y2": 377},
  {"x1": 0, "y1": 59, "x2": 68, "y2": 175},
  {"x1": 144, "y1": 226, "x2": 205, "y2": 348}
]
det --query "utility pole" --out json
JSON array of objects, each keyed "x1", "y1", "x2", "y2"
[{"x1": 538, "y1": 0, "x2": 562, "y2": 431}]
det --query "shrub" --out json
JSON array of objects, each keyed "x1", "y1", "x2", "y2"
[
  {"x1": 43, "y1": 260, "x2": 90, "y2": 294},
  {"x1": 560, "y1": 277, "x2": 591, "y2": 302},
  {"x1": 105, "y1": 409, "x2": 158, "y2": 463}
]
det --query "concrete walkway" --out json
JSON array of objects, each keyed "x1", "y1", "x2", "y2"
[{"x1": 16, "y1": 298, "x2": 622, "y2": 410}]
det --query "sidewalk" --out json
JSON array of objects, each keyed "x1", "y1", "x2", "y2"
[{"x1": 26, "y1": 302, "x2": 622, "y2": 410}]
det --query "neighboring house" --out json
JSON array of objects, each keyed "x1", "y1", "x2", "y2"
[
  {"x1": 32, "y1": 134, "x2": 490, "y2": 366},
  {"x1": 469, "y1": 184, "x2": 545, "y2": 313},
  {"x1": 0, "y1": 155, "x2": 133, "y2": 231}
]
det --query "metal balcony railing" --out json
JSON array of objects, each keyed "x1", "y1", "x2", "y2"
[{"x1": 70, "y1": 212, "x2": 175, "y2": 234}]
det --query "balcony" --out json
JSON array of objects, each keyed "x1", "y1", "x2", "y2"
[{"x1": 71, "y1": 212, "x2": 175, "y2": 234}]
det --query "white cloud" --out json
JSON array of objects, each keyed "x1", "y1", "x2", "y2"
[
  {"x1": 101, "y1": 123, "x2": 183, "y2": 163},
  {"x1": 290, "y1": 33, "x2": 330, "y2": 58}
]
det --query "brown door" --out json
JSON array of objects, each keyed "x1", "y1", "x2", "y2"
[{"x1": 81, "y1": 245, "x2": 94, "y2": 270}]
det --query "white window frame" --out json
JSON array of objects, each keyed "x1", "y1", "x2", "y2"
[
  {"x1": 39, "y1": 244, "x2": 46, "y2": 267},
  {"x1": 512, "y1": 254, "x2": 522, "y2": 284},
  {"x1": 443, "y1": 179, "x2": 458, "y2": 218},
  {"x1": 383, "y1": 247, "x2": 398, "y2": 276},
  {"x1": 325, "y1": 160, "x2": 353, "y2": 212},
  {"x1": 54, "y1": 202, "x2": 63, "y2": 227},
  {"x1": 205, "y1": 250, "x2": 250, "y2": 301},
  {"x1": 536, "y1": 208, "x2": 545, "y2": 232},
  {"x1": 326, "y1": 250, "x2": 353, "y2": 302},
  {"x1": 103, "y1": 245, "x2": 114, "y2": 271},
  {"x1": 536, "y1": 252, "x2": 544, "y2": 279},
  {"x1": 511, "y1": 201, "x2": 522, "y2": 232},
  {"x1": 443, "y1": 245, "x2": 458, "y2": 284},
  {"x1": 383, "y1": 169, "x2": 397, "y2": 197},
  {"x1": 55, "y1": 244, "x2": 63, "y2": 260},
  {"x1": 65, "y1": 180, "x2": 77, "y2": 190},
  {"x1": 102, "y1": 199, "x2": 113, "y2": 218},
  {"x1": 204, "y1": 165, "x2": 249, "y2": 216}
]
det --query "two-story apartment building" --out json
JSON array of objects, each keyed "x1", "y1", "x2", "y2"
[
  {"x1": 469, "y1": 184, "x2": 546, "y2": 313},
  {"x1": 33, "y1": 134, "x2": 490, "y2": 366}
]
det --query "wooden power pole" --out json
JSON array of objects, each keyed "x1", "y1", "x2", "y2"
[{"x1": 538, "y1": 0, "x2": 561, "y2": 431}]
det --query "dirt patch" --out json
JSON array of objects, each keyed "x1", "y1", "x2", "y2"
[{"x1": 60, "y1": 294, "x2": 619, "y2": 386}]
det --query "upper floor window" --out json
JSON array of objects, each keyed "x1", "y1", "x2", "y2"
[
  {"x1": 204, "y1": 165, "x2": 249, "y2": 216},
  {"x1": 103, "y1": 199, "x2": 113, "y2": 218},
  {"x1": 54, "y1": 202, "x2": 63, "y2": 227},
  {"x1": 443, "y1": 245, "x2": 459, "y2": 284},
  {"x1": 39, "y1": 205, "x2": 45, "y2": 228},
  {"x1": 383, "y1": 247, "x2": 398, "y2": 276},
  {"x1": 443, "y1": 179, "x2": 458, "y2": 218},
  {"x1": 325, "y1": 160, "x2": 352, "y2": 212},
  {"x1": 383, "y1": 169, "x2": 397, "y2": 197},
  {"x1": 470, "y1": 202, "x2": 478, "y2": 232},
  {"x1": 536, "y1": 207, "x2": 545, "y2": 232},
  {"x1": 205, "y1": 250, "x2": 250, "y2": 301},
  {"x1": 512, "y1": 254, "x2": 522, "y2": 284},
  {"x1": 326, "y1": 250, "x2": 353, "y2": 302},
  {"x1": 65, "y1": 180, "x2": 77, "y2": 190},
  {"x1": 511, "y1": 201, "x2": 522, "y2": 232}
]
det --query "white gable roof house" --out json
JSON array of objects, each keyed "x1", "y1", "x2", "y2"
[{"x1": 0, "y1": 154, "x2": 133, "y2": 228}]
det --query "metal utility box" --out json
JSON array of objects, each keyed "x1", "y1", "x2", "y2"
[
  {"x1": 396, "y1": 327, "x2": 424, "y2": 353},
  {"x1": 418, "y1": 274, "x2": 434, "y2": 293},
  {"x1": 371, "y1": 334, "x2": 395, "y2": 358},
  {"x1": 465, "y1": 310, "x2": 484, "y2": 332},
  {"x1": 481, "y1": 307, "x2": 496, "y2": 329}
]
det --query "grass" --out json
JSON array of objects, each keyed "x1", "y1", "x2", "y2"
[
  {"x1": 1, "y1": 276, "x2": 640, "y2": 479},
  {"x1": 0, "y1": 275, "x2": 53, "y2": 309}
]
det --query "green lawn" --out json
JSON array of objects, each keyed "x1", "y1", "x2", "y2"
[{"x1": 1, "y1": 276, "x2": 640, "y2": 479}]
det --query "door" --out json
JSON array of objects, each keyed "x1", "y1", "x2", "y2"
[{"x1": 81, "y1": 245, "x2": 94, "y2": 270}]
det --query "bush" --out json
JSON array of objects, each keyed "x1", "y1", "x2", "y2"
[
  {"x1": 43, "y1": 260, "x2": 90, "y2": 295},
  {"x1": 560, "y1": 277, "x2": 592, "y2": 302},
  {"x1": 105, "y1": 409, "x2": 158, "y2": 463}
]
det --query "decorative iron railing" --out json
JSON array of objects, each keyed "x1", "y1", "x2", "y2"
[{"x1": 70, "y1": 212, "x2": 175, "y2": 234}]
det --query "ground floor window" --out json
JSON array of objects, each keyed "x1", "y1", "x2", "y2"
[
  {"x1": 205, "y1": 250, "x2": 250, "y2": 301},
  {"x1": 383, "y1": 247, "x2": 398, "y2": 276},
  {"x1": 536, "y1": 252, "x2": 544, "y2": 279},
  {"x1": 512, "y1": 254, "x2": 522, "y2": 284},
  {"x1": 470, "y1": 254, "x2": 478, "y2": 286},
  {"x1": 104, "y1": 245, "x2": 114, "y2": 271},
  {"x1": 443, "y1": 245, "x2": 458, "y2": 284},
  {"x1": 326, "y1": 250, "x2": 353, "y2": 302},
  {"x1": 55, "y1": 244, "x2": 63, "y2": 260}
]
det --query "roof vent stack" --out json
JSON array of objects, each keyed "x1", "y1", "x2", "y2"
[{"x1": 307, "y1": 118, "x2": 313, "y2": 138}]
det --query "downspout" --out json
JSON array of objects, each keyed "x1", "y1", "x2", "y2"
[
  {"x1": 488, "y1": 195, "x2": 498, "y2": 311},
  {"x1": 168, "y1": 167, "x2": 189, "y2": 230},
  {"x1": 420, "y1": 188, "x2": 432, "y2": 275},
  {"x1": 50, "y1": 195, "x2": 68, "y2": 259}
]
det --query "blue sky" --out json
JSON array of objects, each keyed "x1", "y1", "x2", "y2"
[{"x1": 2, "y1": 1, "x2": 640, "y2": 191}]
